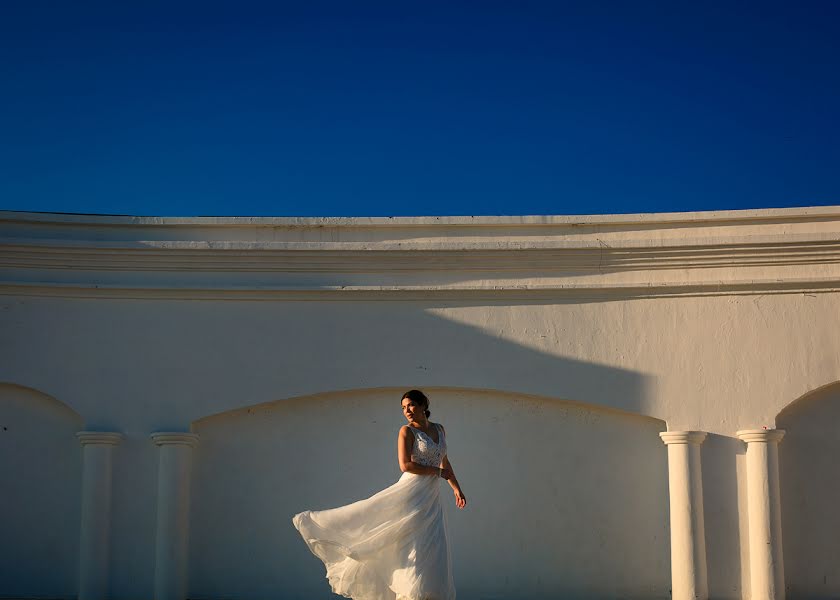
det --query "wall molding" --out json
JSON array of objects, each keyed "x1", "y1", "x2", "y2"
[
  {"x1": 2, "y1": 278, "x2": 840, "y2": 301},
  {"x1": 3, "y1": 207, "x2": 840, "y2": 300}
]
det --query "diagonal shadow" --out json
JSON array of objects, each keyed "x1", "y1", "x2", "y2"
[
  {"x1": 177, "y1": 302, "x2": 665, "y2": 599},
  {"x1": 172, "y1": 300, "x2": 657, "y2": 425}
]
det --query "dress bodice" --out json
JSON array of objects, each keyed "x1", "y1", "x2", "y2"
[{"x1": 408, "y1": 423, "x2": 446, "y2": 467}]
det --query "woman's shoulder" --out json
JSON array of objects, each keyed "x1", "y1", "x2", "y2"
[{"x1": 399, "y1": 425, "x2": 417, "y2": 445}]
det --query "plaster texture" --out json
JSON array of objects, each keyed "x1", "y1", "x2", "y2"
[{"x1": 2, "y1": 207, "x2": 840, "y2": 599}]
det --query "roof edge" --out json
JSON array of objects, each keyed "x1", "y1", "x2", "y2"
[{"x1": 2, "y1": 205, "x2": 840, "y2": 228}]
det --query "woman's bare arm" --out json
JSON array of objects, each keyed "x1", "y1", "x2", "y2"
[
  {"x1": 398, "y1": 426, "x2": 444, "y2": 477},
  {"x1": 439, "y1": 425, "x2": 467, "y2": 508}
]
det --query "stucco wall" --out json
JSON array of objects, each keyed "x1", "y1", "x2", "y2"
[
  {"x1": 2, "y1": 208, "x2": 840, "y2": 599},
  {"x1": 0, "y1": 384, "x2": 82, "y2": 597},
  {"x1": 2, "y1": 293, "x2": 837, "y2": 434}
]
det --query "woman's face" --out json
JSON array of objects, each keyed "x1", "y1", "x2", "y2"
[{"x1": 401, "y1": 397, "x2": 426, "y2": 423}]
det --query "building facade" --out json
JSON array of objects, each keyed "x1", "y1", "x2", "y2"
[{"x1": 2, "y1": 207, "x2": 839, "y2": 600}]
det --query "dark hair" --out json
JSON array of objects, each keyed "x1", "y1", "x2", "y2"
[{"x1": 401, "y1": 389, "x2": 430, "y2": 418}]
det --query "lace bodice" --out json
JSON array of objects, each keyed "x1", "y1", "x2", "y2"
[{"x1": 408, "y1": 423, "x2": 446, "y2": 467}]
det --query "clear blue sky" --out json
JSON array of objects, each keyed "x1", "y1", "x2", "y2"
[{"x1": 1, "y1": 1, "x2": 838, "y2": 217}]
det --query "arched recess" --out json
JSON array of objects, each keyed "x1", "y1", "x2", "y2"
[
  {"x1": 0, "y1": 383, "x2": 83, "y2": 599},
  {"x1": 189, "y1": 387, "x2": 669, "y2": 600},
  {"x1": 777, "y1": 381, "x2": 840, "y2": 599}
]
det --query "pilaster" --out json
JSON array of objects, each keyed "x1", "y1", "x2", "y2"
[
  {"x1": 737, "y1": 429, "x2": 786, "y2": 600},
  {"x1": 150, "y1": 432, "x2": 199, "y2": 600},
  {"x1": 76, "y1": 431, "x2": 123, "y2": 600},
  {"x1": 660, "y1": 431, "x2": 709, "y2": 600}
]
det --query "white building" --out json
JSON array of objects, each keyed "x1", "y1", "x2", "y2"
[{"x1": 2, "y1": 207, "x2": 839, "y2": 600}]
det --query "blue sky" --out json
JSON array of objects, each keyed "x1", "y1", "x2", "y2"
[{"x1": 1, "y1": 1, "x2": 838, "y2": 217}]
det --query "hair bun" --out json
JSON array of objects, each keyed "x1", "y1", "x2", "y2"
[{"x1": 425, "y1": 409, "x2": 431, "y2": 417}]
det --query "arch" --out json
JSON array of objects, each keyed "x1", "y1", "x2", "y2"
[
  {"x1": 0, "y1": 382, "x2": 83, "y2": 598},
  {"x1": 192, "y1": 384, "x2": 660, "y2": 428},
  {"x1": 189, "y1": 387, "x2": 668, "y2": 599},
  {"x1": 776, "y1": 380, "x2": 840, "y2": 598},
  {"x1": 777, "y1": 379, "x2": 840, "y2": 423},
  {"x1": 0, "y1": 381, "x2": 82, "y2": 421}
]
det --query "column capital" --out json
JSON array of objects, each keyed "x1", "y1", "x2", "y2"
[
  {"x1": 77, "y1": 431, "x2": 124, "y2": 446},
  {"x1": 737, "y1": 429, "x2": 785, "y2": 444},
  {"x1": 150, "y1": 432, "x2": 199, "y2": 447},
  {"x1": 660, "y1": 431, "x2": 708, "y2": 446}
]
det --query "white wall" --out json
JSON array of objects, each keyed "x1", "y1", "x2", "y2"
[
  {"x1": 2, "y1": 294, "x2": 838, "y2": 435},
  {"x1": 0, "y1": 384, "x2": 82, "y2": 598},
  {"x1": 1, "y1": 289, "x2": 837, "y2": 599}
]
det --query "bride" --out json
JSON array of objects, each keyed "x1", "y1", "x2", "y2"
[{"x1": 292, "y1": 389, "x2": 467, "y2": 600}]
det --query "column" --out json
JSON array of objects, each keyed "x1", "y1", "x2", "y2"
[
  {"x1": 76, "y1": 431, "x2": 123, "y2": 600},
  {"x1": 737, "y1": 429, "x2": 785, "y2": 600},
  {"x1": 660, "y1": 431, "x2": 709, "y2": 600},
  {"x1": 150, "y1": 432, "x2": 199, "y2": 600}
]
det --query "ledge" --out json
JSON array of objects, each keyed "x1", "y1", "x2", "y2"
[
  {"x1": 3, "y1": 276, "x2": 840, "y2": 301},
  {"x1": 4, "y1": 234, "x2": 840, "y2": 269},
  {"x1": 4, "y1": 205, "x2": 840, "y2": 227}
]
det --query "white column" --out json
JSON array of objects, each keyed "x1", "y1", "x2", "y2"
[
  {"x1": 150, "y1": 432, "x2": 199, "y2": 600},
  {"x1": 76, "y1": 431, "x2": 123, "y2": 600},
  {"x1": 660, "y1": 431, "x2": 709, "y2": 600},
  {"x1": 737, "y1": 429, "x2": 786, "y2": 600}
]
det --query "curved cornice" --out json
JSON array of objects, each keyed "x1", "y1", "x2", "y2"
[
  {"x1": 3, "y1": 235, "x2": 840, "y2": 271},
  {"x1": 3, "y1": 207, "x2": 840, "y2": 300},
  {"x1": 4, "y1": 206, "x2": 840, "y2": 227}
]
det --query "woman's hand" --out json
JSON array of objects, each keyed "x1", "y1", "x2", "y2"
[{"x1": 453, "y1": 488, "x2": 466, "y2": 509}]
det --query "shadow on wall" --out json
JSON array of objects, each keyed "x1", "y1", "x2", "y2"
[
  {"x1": 0, "y1": 383, "x2": 82, "y2": 599},
  {"x1": 182, "y1": 304, "x2": 666, "y2": 599},
  {"x1": 777, "y1": 381, "x2": 840, "y2": 600},
  {"x1": 102, "y1": 299, "x2": 661, "y2": 425},
  {"x1": 0, "y1": 298, "x2": 663, "y2": 599},
  {"x1": 189, "y1": 388, "x2": 669, "y2": 600}
]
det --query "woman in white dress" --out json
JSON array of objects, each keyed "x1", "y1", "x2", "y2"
[{"x1": 292, "y1": 389, "x2": 467, "y2": 600}]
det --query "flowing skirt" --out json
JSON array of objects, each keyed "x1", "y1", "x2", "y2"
[{"x1": 292, "y1": 471, "x2": 456, "y2": 600}]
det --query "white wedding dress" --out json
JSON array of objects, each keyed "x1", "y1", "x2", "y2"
[{"x1": 292, "y1": 423, "x2": 456, "y2": 600}]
